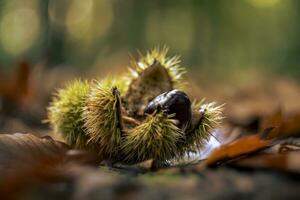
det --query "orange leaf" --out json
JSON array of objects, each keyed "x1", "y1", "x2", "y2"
[{"x1": 205, "y1": 134, "x2": 272, "y2": 167}]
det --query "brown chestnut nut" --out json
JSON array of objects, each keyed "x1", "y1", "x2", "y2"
[{"x1": 144, "y1": 89, "x2": 192, "y2": 130}]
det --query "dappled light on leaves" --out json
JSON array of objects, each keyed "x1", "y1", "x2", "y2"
[{"x1": 65, "y1": 0, "x2": 113, "y2": 43}]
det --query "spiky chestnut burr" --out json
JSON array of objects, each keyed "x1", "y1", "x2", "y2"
[
  {"x1": 125, "y1": 47, "x2": 185, "y2": 116},
  {"x1": 47, "y1": 47, "x2": 223, "y2": 164},
  {"x1": 83, "y1": 80, "x2": 123, "y2": 158},
  {"x1": 179, "y1": 101, "x2": 224, "y2": 153},
  {"x1": 47, "y1": 80, "x2": 90, "y2": 149},
  {"x1": 121, "y1": 112, "x2": 184, "y2": 163},
  {"x1": 137, "y1": 90, "x2": 223, "y2": 159}
]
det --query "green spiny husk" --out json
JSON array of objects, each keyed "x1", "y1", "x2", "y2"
[
  {"x1": 98, "y1": 76, "x2": 128, "y2": 95},
  {"x1": 83, "y1": 80, "x2": 124, "y2": 158},
  {"x1": 128, "y1": 47, "x2": 185, "y2": 87},
  {"x1": 125, "y1": 47, "x2": 186, "y2": 116},
  {"x1": 182, "y1": 101, "x2": 224, "y2": 153},
  {"x1": 47, "y1": 47, "x2": 224, "y2": 165},
  {"x1": 47, "y1": 79, "x2": 90, "y2": 149},
  {"x1": 121, "y1": 112, "x2": 184, "y2": 163}
]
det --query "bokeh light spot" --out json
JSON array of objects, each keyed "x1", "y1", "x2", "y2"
[
  {"x1": 247, "y1": 0, "x2": 281, "y2": 8},
  {"x1": 0, "y1": 5, "x2": 40, "y2": 56},
  {"x1": 66, "y1": 0, "x2": 113, "y2": 42}
]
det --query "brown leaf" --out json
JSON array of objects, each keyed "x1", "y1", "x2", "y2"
[
  {"x1": 230, "y1": 152, "x2": 300, "y2": 174},
  {"x1": 268, "y1": 140, "x2": 300, "y2": 154},
  {"x1": 135, "y1": 159, "x2": 155, "y2": 171},
  {"x1": 205, "y1": 134, "x2": 272, "y2": 167},
  {"x1": 0, "y1": 133, "x2": 102, "y2": 200},
  {"x1": 0, "y1": 133, "x2": 69, "y2": 171},
  {"x1": 0, "y1": 133, "x2": 68, "y2": 199},
  {"x1": 259, "y1": 108, "x2": 283, "y2": 139},
  {"x1": 260, "y1": 109, "x2": 300, "y2": 139},
  {"x1": 66, "y1": 149, "x2": 101, "y2": 166},
  {"x1": 281, "y1": 113, "x2": 300, "y2": 137}
]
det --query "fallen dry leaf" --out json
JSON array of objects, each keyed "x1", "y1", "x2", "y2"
[
  {"x1": 281, "y1": 113, "x2": 300, "y2": 138},
  {"x1": 0, "y1": 133, "x2": 69, "y2": 171},
  {"x1": 267, "y1": 139, "x2": 300, "y2": 154},
  {"x1": 205, "y1": 134, "x2": 272, "y2": 167},
  {"x1": 0, "y1": 133, "x2": 69, "y2": 199},
  {"x1": 259, "y1": 108, "x2": 283, "y2": 139},
  {"x1": 0, "y1": 133, "x2": 101, "y2": 200},
  {"x1": 230, "y1": 152, "x2": 300, "y2": 174},
  {"x1": 260, "y1": 109, "x2": 300, "y2": 139}
]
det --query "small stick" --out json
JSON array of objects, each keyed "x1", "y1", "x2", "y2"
[{"x1": 122, "y1": 116, "x2": 141, "y2": 126}]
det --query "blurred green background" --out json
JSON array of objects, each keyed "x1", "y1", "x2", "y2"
[{"x1": 0, "y1": 0, "x2": 299, "y2": 77}]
